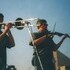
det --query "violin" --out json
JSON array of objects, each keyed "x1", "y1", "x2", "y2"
[{"x1": 47, "y1": 32, "x2": 70, "y2": 38}]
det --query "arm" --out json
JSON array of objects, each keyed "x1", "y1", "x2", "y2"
[
  {"x1": 32, "y1": 35, "x2": 46, "y2": 46},
  {"x1": 0, "y1": 24, "x2": 9, "y2": 40},
  {"x1": 55, "y1": 34, "x2": 67, "y2": 50},
  {"x1": 0, "y1": 23, "x2": 15, "y2": 47}
]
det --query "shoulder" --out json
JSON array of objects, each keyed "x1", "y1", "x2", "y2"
[{"x1": 33, "y1": 32, "x2": 40, "y2": 36}]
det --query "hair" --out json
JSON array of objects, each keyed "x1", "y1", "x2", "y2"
[
  {"x1": 36, "y1": 19, "x2": 48, "y2": 26},
  {"x1": 0, "y1": 13, "x2": 4, "y2": 18},
  {"x1": 0, "y1": 13, "x2": 4, "y2": 30}
]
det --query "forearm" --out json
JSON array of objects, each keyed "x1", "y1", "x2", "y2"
[
  {"x1": 0, "y1": 29, "x2": 8, "y2": 40},
  {"x1": 33, "y1": 35, "x2": 46, "y2": 45}
]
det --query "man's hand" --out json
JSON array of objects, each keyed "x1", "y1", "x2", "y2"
[
  {"x1": 0, "y1": 23, "x2": 12, "y2": 40},
  {"x1": 4, "y1": 23, "x2": 12, "y2": 33},
  {"x1": 6, "y1": 23, "x2": 12, "y2": 29}
]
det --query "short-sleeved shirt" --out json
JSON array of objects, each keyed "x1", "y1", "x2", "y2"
[
  {"x1": 29, "y1": 30, "x2": 56, "y2": 70},
  {"x1": 30, "y1": 30, "x2": 56, "y2": 57}
]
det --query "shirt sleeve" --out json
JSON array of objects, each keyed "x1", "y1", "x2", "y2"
[
  {"x1": 29, "y1": 33, "x2": 37, "y2": 46},
  {"x1": 4, "y1": 35, "x2": 13, "y2": 49}
]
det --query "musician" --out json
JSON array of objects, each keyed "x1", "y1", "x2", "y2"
[
  {"x1": 29, "y1": 19, "x2": 68, "y2": 70},
  {"x1": 0, "y1": 13, "x2": 15, "y2": 70}
]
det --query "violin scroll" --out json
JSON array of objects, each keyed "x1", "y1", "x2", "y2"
[{"x1": 64, "y1": 34, "x2": 70, "y2": 38}]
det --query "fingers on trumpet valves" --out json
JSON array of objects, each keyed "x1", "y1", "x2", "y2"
[{"x1": 6, "y1": 23, "x2": 13, "y2": 28}]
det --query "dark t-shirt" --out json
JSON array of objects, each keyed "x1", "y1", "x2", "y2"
[
  {"x1": 29, "y1": 30, "x2": 56, "y2": 70},
  {"x1": 30, "y1": 30, "x2": 56, "y2": 56},
  {"x1": 0, "y1": 31, "x2": 12, "y2": 69}
]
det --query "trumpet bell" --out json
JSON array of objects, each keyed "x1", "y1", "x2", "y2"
[{"x1": 15, "y1": 17, "x2": 24, "y2": 30}]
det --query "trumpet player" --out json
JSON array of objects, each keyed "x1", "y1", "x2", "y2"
[{"x1": 0, "y1": 13, "x2": 15, "y2": 70}]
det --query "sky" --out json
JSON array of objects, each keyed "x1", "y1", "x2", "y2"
[{"x1": 0, "y1": 0, "x2": 70, "y2": 70}]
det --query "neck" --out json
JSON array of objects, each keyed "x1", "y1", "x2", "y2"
[{"x1": 39, "y1": 29, "x2": 47, "y2": 33}]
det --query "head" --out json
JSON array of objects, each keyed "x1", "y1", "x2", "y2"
[
  {"x1": 36, "y1": 19, "x2": 48, "y2": 32},
  {"x1": 0, "y1": 13, "x2": 4, "y2": 22},
  {"x1": 0, "y1": 13, "x2": 4, "y2": 29}
]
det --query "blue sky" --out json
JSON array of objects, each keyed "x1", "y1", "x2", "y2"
[{"x1": 0, "y1": 0, "x2": 70, "y2": 70}]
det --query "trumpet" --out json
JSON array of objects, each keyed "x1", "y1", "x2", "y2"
[{"x1": 0, "y1": 17, "x2": 38, "y2": 30}]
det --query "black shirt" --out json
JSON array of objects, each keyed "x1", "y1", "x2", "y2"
[
  {"x1": 29, "y1": 29, "x2": 56, "y2": 59},
  {"x1": 0, "y1": 31, "x2": 12, "y2": 69}
]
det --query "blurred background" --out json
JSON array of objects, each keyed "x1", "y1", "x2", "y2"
[{"x1": 0, "y1": 0, "x2": 70, "y2": 70}]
